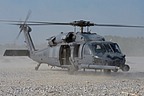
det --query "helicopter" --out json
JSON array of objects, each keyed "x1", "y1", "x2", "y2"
[{"x1": 1, "y1": 14, "x2": 144, "y2": 74}]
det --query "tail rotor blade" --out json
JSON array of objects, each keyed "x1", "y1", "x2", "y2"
[
  {"x1": 16, "y1": 31, "x2": 22, "y2": 40},
  {"x1": 15, "y1": 10, "x2": 32, "y2": 41},
  {"x1": 24, "y1": 10, "x2": 31, "y2": 25},
  {"x1": 18, "y1": 10, "x2": 31, "y2": 34}
]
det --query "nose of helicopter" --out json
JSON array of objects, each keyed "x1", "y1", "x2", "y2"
[
  {"x1": 107, "y1": 54, "x2": 125, "y2": 60},
  {"x1": 105, "y1": 54, "x2": 130, "y2": 71},
  {"x1": 106, "y1": 54, "x2": 126, "y2": 66}
]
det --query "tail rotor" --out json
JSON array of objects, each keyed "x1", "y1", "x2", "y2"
[{"x1": 16, "y1": 10, "x2": 32, "y2": 40}]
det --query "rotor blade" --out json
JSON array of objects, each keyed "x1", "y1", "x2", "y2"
[
  {"x1": 94, "y1": 24, "x2": 144, "y2": 28},
  {"x1": 14, "y1": 30, "x2": 22, "y2": 44},
  {"x1": 15, "y1": 24, "x2": 23, "y2": 40},
  {"x1": 16, "y1": 31, "x2": 21, "y2": 39},
  {"x1": 0, "y1": 20, "x2": 50, "y2": 23},
  {"x1": 0, "y1": 20, "x2": 23, "y2": 23},
  {"x1": 9, "y1": 23, "x2": 71, "y2": 26},
  {"x1": 15, "y1": 21, "x2": 71, "y2": 25},
  {"x1": 0, "y1": 10, "x2": 31, "y2": 24},
  {"x1": 2, "y1": 19, "x2": 144, "y2": 28},
  {"x1": 17, "y1": 10, "x2": 31, "y2": 37},
  {"x1": 0, "y1": 20, "x2": 71, "y2": 25},
  {"x1": 23, "y1": 10, "x2": 31, "y2": 25},
  {"x1": 0, "y1": 18, "x2": 72, "y2": 25},
  {"x1": 28, "y1": 22, "x2": 71, "y2": 25},
  {"x1": 0, "y1": 11, "x2": 31, "y2": 24},
  {"x1": 16, "y1": 31, "x2": 22, "y2": 40}
]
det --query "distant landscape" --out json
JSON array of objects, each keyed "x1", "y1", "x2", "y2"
[
  {"x1": 0, "y1": 36, "x2": 144, "y2": 56},
  {"x1": 105, "y1": 36, "x2": 144, "y2": 56}
]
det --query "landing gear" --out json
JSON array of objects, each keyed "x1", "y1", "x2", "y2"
[
  {"x1": 68, "y1": 65, "x2": 78, "y2": 74},
  {"x1": 68, "y1": 57, "x2": 79, "y2": 74},
  {"x1": 121, "y1": 64, "x2": 130, "y2": 72},
  {"x1": 35, "y1": 63, "x2": 41, "y2": 70},
  {"x1": 103, "y1": 69, "x2": 111, "y2": 74},
  {"x1": 112, "y1": 69, "x2": 118, "y2": 72}
]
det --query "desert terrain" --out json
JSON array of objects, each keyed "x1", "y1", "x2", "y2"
[{"x1": 0, "y1": 56, "x2": 144, "y2": 96}]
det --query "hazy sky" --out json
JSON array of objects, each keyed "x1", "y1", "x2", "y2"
[{"x1": 0, "y1": 0, "x2": 144, "y2": 44}]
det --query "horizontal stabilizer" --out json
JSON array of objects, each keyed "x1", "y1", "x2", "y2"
[{"x1": 3, "y1": 50, "x2": 30, "y2": 56}]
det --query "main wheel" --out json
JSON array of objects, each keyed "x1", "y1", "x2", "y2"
[{"x1": 121, "y1": 65, "x2": 130, "y2": 72}]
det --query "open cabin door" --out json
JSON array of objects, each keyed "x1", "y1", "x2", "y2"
[{"x1": 59, "y1": 45, "x2": 71, "y2": 65}]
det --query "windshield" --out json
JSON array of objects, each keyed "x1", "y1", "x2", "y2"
[
  {"x1": 90, "y1": 42, "x2": 121, "y2": 55},
  {"x1": 109, "y1": 43, "x2": 121, "y2": 53}
]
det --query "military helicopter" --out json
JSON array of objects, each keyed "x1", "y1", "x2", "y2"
[{"x1": 1, "y1": 14, "x2": 144, "y2": 73}]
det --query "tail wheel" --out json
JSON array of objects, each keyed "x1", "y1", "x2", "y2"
[
  {"x1": 35, "y1": 63, "x2": 41, "y2": 71},
  {"x1": 122, "y1": 65, "x2": 130, "y2": 72}
]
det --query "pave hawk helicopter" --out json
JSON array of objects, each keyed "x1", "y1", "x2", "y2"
[{"x1": 1, "y1": 14, "x2": 144, "y2": 73}]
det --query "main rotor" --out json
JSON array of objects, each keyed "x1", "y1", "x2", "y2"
[{"x1": 1, "y1": 19, "x2": 144, "y2": 33}]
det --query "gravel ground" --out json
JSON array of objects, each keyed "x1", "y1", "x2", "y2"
[{"x1": 0, "y1": 56, "x2": 144, "y2": 96}]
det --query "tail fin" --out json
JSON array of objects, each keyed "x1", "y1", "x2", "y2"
[
  {"x1": 23, "y1": 26, "x2": 36, "y2": 52},
  {"x1": 3, "y1": 26, "x2": 35, "y2": 57}
]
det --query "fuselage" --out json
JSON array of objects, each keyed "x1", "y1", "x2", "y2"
[
  {"x1": 30, "y1": 41, "x2": 126, "y2": 71},
  {"x1": 23, "y1": 29, "x2": 129, "y2": 72}
]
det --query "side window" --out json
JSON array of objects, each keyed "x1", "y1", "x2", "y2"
[
  {"x1": 95, "y1": 44, "x2": 105, "y2": 54},
  {"x1": 84, "y1": 45, "x2": 91, "y2": 55}
]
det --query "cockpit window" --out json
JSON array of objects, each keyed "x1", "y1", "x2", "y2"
[
  {"x1": 90, "y1": 42, "x2": 121, "y2": 55},
  {"x1": 103, "y1": 44, "x2": 113, "y2": 52},
  {"x1": 110, "y1": 43, "x2": 121, "y2": 53},
  {"x1": 91, "y1": 43, "x2": 106, "y2": 55}
]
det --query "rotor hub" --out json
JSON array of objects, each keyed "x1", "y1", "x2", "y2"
[
  {"x1": 71, "y1": 20, "x2": 94, "y2": 27},
  {"x1": 70, "y1": 20, "x2": 94, "y2": 33}
]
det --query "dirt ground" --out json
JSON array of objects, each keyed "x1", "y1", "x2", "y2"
[{"x1": 0, "y1": 56, "x2": 144, "y2": 96}]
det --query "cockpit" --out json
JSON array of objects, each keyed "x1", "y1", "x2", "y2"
[{"x1": 88, "y1": 42, "x2": 122, "y2": 56}]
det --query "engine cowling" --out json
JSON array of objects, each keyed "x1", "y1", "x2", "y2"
[{"x1": 47, "y1": 32, "x2": 76, "y2": 46}]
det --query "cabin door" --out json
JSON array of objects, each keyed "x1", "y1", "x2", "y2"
[
  {"x1": 59, "y1": 45, "x2": 71, "y2": 65},
  {"x1": 82, "y1": 44, "x2": 93, "y2": 64}
]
